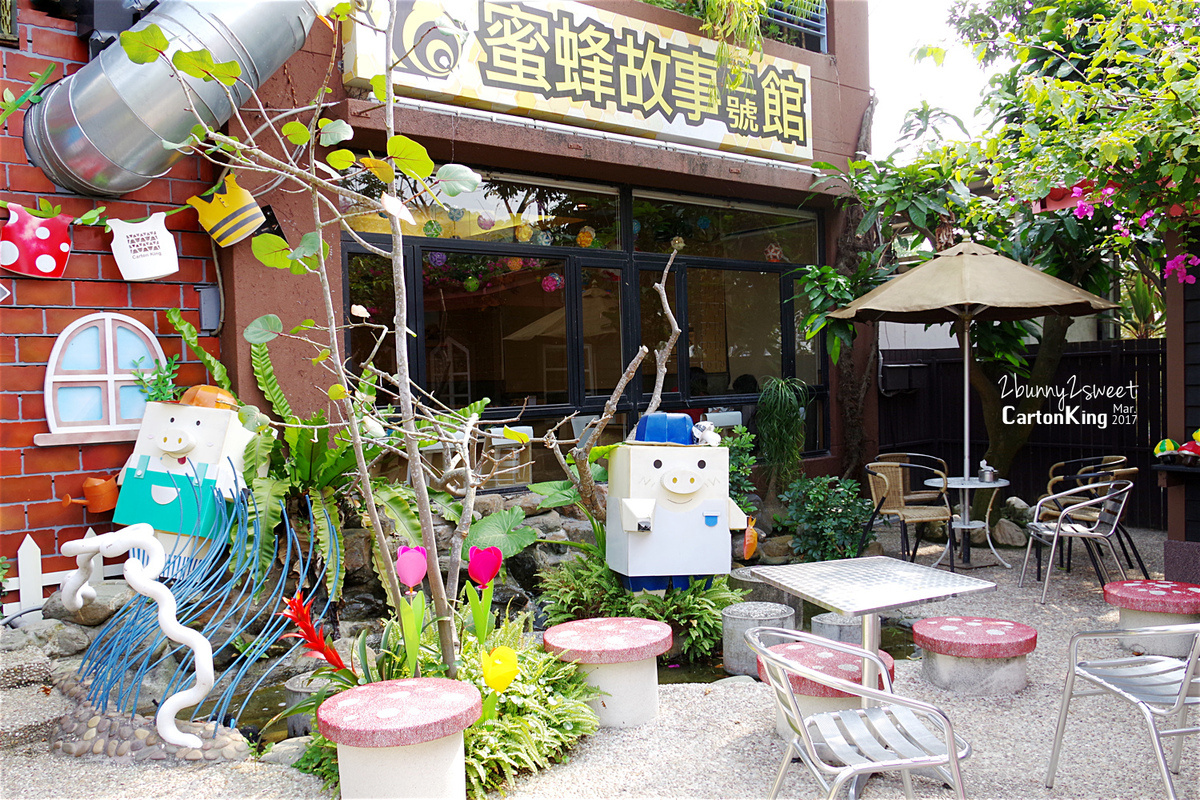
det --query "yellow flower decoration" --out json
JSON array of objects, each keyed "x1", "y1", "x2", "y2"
[{"x1": 481, "y1": 646, "x2": 519, "y2": 693}]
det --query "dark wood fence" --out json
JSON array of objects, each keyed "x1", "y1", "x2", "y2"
[{"x1": 877, "y1": 339, "x2": 1165, "y2": 528}]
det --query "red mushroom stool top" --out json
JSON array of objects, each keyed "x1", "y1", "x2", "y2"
[
  {"x1": 1104, "y1": 580, "x2": 1200, "y2": 615},
  {"x1": 913, "y1": 617, "x2": 1037, "y2": 659},
  {"x1": 543, "y1": 617, "x2": 673, "y2": 664},
  {"x1": 316, "y1": 678, "x2": 481, "y2": 748},
  {"x1": 756, "y1": 641, "x2": 896, "y2": 698}
]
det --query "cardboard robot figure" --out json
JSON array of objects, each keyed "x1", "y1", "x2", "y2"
[
  {"x1": 113, "y1": 389, "x2": 254, "y2": 578},
  {"x1": 606, "y1": 413, "x2": 748, "y2": 592}
]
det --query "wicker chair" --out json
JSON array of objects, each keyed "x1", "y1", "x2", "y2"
[
  {"x1": 876, "y1": 452, "x2": 949, "y2": 505},
  {"x1": 866, "y1": 461, "x2": 952, "y2": 566}
]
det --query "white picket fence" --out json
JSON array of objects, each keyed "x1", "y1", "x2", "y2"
[{"x1": 2, "y1": 530, "x2": 123, "y2": 621}]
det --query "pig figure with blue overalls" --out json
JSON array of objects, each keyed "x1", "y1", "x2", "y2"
[{"x1": 606, "y1": 413, "x2": 748, "y2": 592}]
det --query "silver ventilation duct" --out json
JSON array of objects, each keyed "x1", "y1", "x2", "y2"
[{"x1": 24, "y1": 1, "x2": 322, "y2": 198}]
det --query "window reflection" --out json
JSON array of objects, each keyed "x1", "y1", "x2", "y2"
[
  {"x1": 581, "y1": 268, "x2": 623, "y2": 396},
  {"x1": 639, "y1": 270, "x2": 678, "y2": 393},
  {"x1": 633, "y1": 194, "x2": 818, "y2": 264},
  {"x1": 687, "y1": 269, "x2": 782, "y2": 397}
]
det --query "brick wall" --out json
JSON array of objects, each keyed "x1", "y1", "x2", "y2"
[{"x1": 0, "y1": 0, "x2": 217, "y2": 604}]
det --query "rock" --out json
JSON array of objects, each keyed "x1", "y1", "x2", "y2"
[
  {"x1": 862, "y1": 541, "x2": 885, "y2": 557},
  {"x1": 993, "y1": 518, "x2": 1027, "y2": 547},
  {"x1": 42, "y1": 581, "x2": 135, "y2": 627},
  {"x1": 338, "y1": 590, "x2": 387, "y2": 622},
  {"x1": 340, "y1": 528, "x2": 375, "y2": 582},
  {"x1": 0, "y1": 626, "x2": 33, "y2": 652},
  {"x1": 756, "y1": 536, "x2": 795, "y2": 565},
  {"x1": 259, "y1": 735, "x2": 311, "y2": 767},
  {"x1": 474, "y1": 494, "x2": 508, "y2": 516},
  {"x1": 433, "y1": 524, "x2": 457, "y2": 552},
  {"x1": 338, "y1": 620, "x2": 380, "y2": 647},
  {"x1": 119, "y1": 655, "x2": 179, "y2": 715},
  {"x1": 523, "y1": 510, "x2": 564, "y2": 534},
  {"x1": 1006, "y1": 496, "x2": 1030, "y2": 511},
  {"x1": 560, "y1": 519, "x2": 596, "y2": 547}
]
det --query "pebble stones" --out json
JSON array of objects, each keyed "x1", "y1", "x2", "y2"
[{"x1": 49, "y1": 679, "x2": 251, "y2": 765}]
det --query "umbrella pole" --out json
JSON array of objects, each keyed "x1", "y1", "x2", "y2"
[{"x1": 961, "y1": 317, "x2": 970, "y2": 482}]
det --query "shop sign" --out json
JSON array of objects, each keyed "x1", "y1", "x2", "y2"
[{"x1": 345, "y1": 0, "x2": 814, "y2": 162}]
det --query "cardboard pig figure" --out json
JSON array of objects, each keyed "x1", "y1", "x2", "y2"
[
  {"x1": 606, "y1": 413, "x2": 748, "y2": 592},
  {"x1": 113, "y1": 388, "x2": 253, "y2": 579}
]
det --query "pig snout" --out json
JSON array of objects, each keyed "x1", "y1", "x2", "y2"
[
  {"x1": 660, "y1": 468, "x2": 700, "y2": 495},
  {"x1": 159, "y1": 427, "x2": 196, "y2": 456}
]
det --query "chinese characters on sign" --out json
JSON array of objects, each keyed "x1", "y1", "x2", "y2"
[{"x1": 347, "y1": 0, "x2": 814, "y2": 162}]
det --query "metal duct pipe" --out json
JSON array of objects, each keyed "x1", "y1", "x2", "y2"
[{"x1": 24, "y1": 1, "x2": 323, "y2": 198}]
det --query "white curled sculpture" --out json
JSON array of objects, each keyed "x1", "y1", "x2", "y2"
[{"x1": 61, "y1": 523, "x2": 214, "y2": 748}]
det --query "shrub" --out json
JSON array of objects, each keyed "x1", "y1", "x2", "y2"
[
  {"x1": 722, "y1": 424, "x2": 758, "y2": 513},
  {"x1": 775, "y1": 475, "x2": 875, "y2": 562},
  {"x1": 539, "y1": 550, "x2": 746, "y2": 662}
]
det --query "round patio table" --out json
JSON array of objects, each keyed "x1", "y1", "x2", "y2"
[{"x1": 925, "y1": 476, "x2": 1011, "y2": 568}]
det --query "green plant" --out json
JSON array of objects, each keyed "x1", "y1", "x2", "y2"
[
  {"x1": 0, "y1": 557, "x2": 9, "y2": 584},
  {"x1": 131, "y1": 355, "x2": 183, "y2": 402},
  {"x1": 1117, "y1": 272, "x2": 1165, "y2": 339},
  {"x1": 756, "y1": 376, "x2": 810, "y2": 491},
  {"x1": 539, "y1": 549, "x2": 746, "y2": 663},
  {"x1": 722, "y1": 424, "x2": 757, "y2": 513},
  {"x1": 776, "y1": 475, "x2": 875, "y2": 562},
  {"x1": 292, "y1": 732, "x2": 340, "y2": 794}
]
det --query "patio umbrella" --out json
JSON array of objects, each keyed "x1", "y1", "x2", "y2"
[{"x1": 828, "y1": 241, "x2": 1117, "y2": 480}]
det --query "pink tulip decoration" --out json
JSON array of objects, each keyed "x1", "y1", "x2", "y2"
[
  {"x1": 465, "y1": 546, "x2": 504, "y2": 645},
  {"x1": 468, "y1": 546, "x2": 503, "y2": 588},
  {"x1": 395, "y1": 546, "x2": 428, "y2": 591}
]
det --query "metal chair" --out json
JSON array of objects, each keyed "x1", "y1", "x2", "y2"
[
  {"x1": 866, "y1": 462, "x2": 952, "y2": 567},
  {"x1": 876, "y1": 452, "x2": 949, "y2": 505},
  {"x1": 1045, "y1": 622, "x2": 1200, "y2": 800},
  {"x1": 1018, "y1": 480, "x2": 1133, "y2": 604},
  {"x1": 1052, "y1": 467, "x2": 1149, "y2": 579},
  {"x1": 746, "y1": 627, "x2": 971, "y2": 800}
]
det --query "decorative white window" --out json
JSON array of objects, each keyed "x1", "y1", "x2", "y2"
[{"x1": 34, "y1": 312, "x2": 166, "y2": 446}]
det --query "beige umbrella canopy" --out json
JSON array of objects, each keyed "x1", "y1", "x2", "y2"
[{"x1": 829, "y1": 242, "x2": 1117, "y2": 481}]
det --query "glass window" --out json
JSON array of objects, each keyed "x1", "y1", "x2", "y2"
[
  {"x1": 632, "y1": 193, "x2": 818, "y2": 263},
  {"x1": 639, "y1": 269, "x2": 678, "y2": 393},
  {"x1": 345, "y1": 169, "x2": 620, "y2": 249},
  {"x1": 421, "y1": 252, "x2": 569, "y2": 408},
  {"x1": 793, "y1": 278, "x2": 821, "y2": 386},
  {"x1": 581, "y1": 267, "x2": 623, "y2": 397},
  {"x1": 687, "y1": 268, "x2": 782, "y2": 397}
]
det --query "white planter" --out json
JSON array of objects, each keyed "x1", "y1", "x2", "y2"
[{"x1": 109, "y1": 212, "x2": 179, "y2": 281}]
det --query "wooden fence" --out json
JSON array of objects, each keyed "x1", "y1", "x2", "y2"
[
  {"x1": 1, "y1": 530, "x2": 122, "y2": 621},
  {"x1": 877, "y1": 339, "x2": 1166, "y2": 528}
]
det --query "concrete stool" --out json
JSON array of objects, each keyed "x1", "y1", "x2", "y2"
[
  {"x1": 913, "y1": 616, "x2": 1036, "y2": 695},
  {"x1": 723, "y1": 602, "x2": 796, "y2": 676},
  {"x1": 811, "y1": 612, "x2": 862, "y2": 645},
  {"x1": 1104, "y1": 580, "x2": 1200, "y2": 657},
  {"x1": 543, "y1": 617, "x2": 673, "y2": 728},
  {"x1": 316, "y1": 678, "x2": 480, "y2": 800},
  {"x1": 756, "y1": 640, "x2": 895, "y2": 738}
]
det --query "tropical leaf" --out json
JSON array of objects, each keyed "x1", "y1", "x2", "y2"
[
  {"x1": 373, "y1": 483, "x2": 422, "y2": 546},
  {"x1": 308, "y1": 487, "x2": 344, "y2": 602},
  {"x1": 326, "y1": 149, "x2": 355, "y2": 171},
  {"x1": 171, "y1": 48, "x2": 241, "y2": 85},
  {"x1": 318, "y1": 119, "x2": 353, "y2": 146},
  {"x1": 243, "y1": 314, "x2": 283, "y2": 344},
  {"x1": 526, "y1": 479, "x2": 580, "y2": 510},
  {"x1": 436, "y1": 163, "x2": 481, "y2": 196},
  {"x1": 281, "y1": 121, "x2": 311, "y2": 145},
  {"x1": 245, "y1": 476, "x2": 289, "y2": 578},
  {"x1": 242, "y1": 428, "x2": 278, "y2": 480},
  {"x1": 368, "y1": 527, "x2": 399, "y2": 616},
  {"x1": 250, "y1": 342, "x2": 293, "y2": 420},
  {"x1": 462, "y1": 507, "x2": 537, "y2": 558},
  {"x1": 386, "y1": 134, "x2": 434, "y2": 180},
  {"x1": 252, "y1": 233, "x2": 293, "y2": 270},
  {"x1": 120, "y1": 25, "x2": 168, "y2": 64},
  {"x1": 166, "y1": 307, "x2": 230, "y2": 391}
]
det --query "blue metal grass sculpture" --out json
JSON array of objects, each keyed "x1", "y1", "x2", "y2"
[{"x1": 74, "y1": 480, "x2": 340, "y2": 739}]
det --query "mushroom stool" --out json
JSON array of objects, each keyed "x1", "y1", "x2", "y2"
[
  {"x1": 755, "y1": 639, "x2": 896, "y2": 739},
  {"x1": 543, "y1": 617, "x2": 673, "y2": 728},
  {"x1": 913, "y1": 616, "x2": 1037, "y2": 695},
  {"x1": 316, "y1": 678, "x2": 480, "y2": 800},
  {"x1": 1104, "y1": 580, "x2": 1200, "y2": 657}
]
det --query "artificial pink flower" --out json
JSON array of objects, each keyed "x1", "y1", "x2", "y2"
[
  {"x1": 395, "y1": 546, "x2": 428, "y2": 591},
  {"x1": 468, "y1": 546, "x2": 503, "y2": 588}
]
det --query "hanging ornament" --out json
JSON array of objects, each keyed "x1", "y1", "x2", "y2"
[
  {"x1": 427, "y1": 251, "x2": 447, "y2": 267},
  {"x1": 463, "y1": 276, "x2": 480, "y2": 292},
  {"x1": 477, "y1": 213, "x2": 495, "y2": 230},
  {"x1": 186, "y1": 174, "x2": 264, "y2": 247},
  {"x1": 423, "y1": 220, "x2": 443, "y2": 238},
  {"x1": 506, "y1": 256, "x2": 523, "y2": 271},
  {"x1": 108, "y1": 212, "x2": 179, "y2": 281},
  {"x1": 632, "y1": 219, "x2": 641, "y2": 237},
  {"x1": 765, "y1": 243, "x2": 784, "y2": 262},
  {"x1": 670, "y1": 236, "x2": 685, "y2": 251},
  {"x1": 541, "y1": 273, "x2": 564, "y2": 292},
  {"x1": 533, "y1": 230, "x2": 553, "y2": 246},
  {"x1": 0, "y1": 203, "x2": 72, "y2": 279},
  {"x1": 447, "y1": 206, "x2": 465, "y2": 222},
  {"x1": 576, "y1": 225, "x2": 595, "y2": 247},
  {"x1": 515, "y1": 223, "x2": 534, "y2": 242},
  {"x1": 697, "y1": 216, "x2": 711, "y2": 230}
]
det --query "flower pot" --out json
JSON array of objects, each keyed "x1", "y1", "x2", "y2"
[
  {"x1": 0, "y1": 202, "x2": 72, "y2": 279},
  {"x1": 109, "y1": 212, "x2": 179, "y2": 281}
]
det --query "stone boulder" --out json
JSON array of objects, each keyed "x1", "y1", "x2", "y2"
[
  {"x1": 756, "y1": 536, "x2": 795, "y2": 565},
  {"x1": 10, "y1": 619, "x2": 90, "y2": 659},
  {"x1": 42, "y1": 581, "x2": 135, "y2": 628},
  {"x1": 992, "y1": 518, "x2": 1027, "y2": 547}
]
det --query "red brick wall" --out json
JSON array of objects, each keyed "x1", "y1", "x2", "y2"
[{"x1": 0, "y1": 0, "x2": 217, "y2": 604}]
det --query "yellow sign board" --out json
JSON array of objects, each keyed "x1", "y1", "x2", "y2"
[{"x1": 345, "y1": 0, "x2": 814, "y2": 162}]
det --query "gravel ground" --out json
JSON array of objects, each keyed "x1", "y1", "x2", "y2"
[{"x1": 1, "y1": 525, "x2": 1195, "y2": 799}]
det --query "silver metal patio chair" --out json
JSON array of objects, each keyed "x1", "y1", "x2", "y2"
[
  {"x1": 1018, "y1": 480, "x2": 1133, "y2": 604},
  {"x1": 1045, "y1": 622, "x2": 1200, "y2": 800},
  {"x1": 745, "y1": 627, "x2": 971, "y2": 800}
]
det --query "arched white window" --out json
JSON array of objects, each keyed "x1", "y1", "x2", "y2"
[{"x1": 34, "y1": 312, "x2": 166, "y2": 446}]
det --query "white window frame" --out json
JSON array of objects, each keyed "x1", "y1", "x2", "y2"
[{"x1": 33, "y1": 312, "x2": 166, "y2": 446}]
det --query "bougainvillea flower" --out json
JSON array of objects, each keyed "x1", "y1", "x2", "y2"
[
  {"x1": 481, "y1": 646, "x2": 519, "y2": 693},
  {"x1": 468, "y1": 546, "x2": 503, "y2": 588},
  {"x1": 278, "y1": 591, "x2": 348, "y2": 672},
  {"x1": 395, "y1": 546, "x2": 428, "y2": 591}
]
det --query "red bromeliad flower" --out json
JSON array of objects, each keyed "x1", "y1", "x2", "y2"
[{"x1": 279, "y1": 592, "x2": 349, "y2": 672}]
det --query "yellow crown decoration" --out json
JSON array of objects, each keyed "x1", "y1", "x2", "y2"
[{"x1": 187, "y1": 174, "x2": 265, "y2": 247}]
